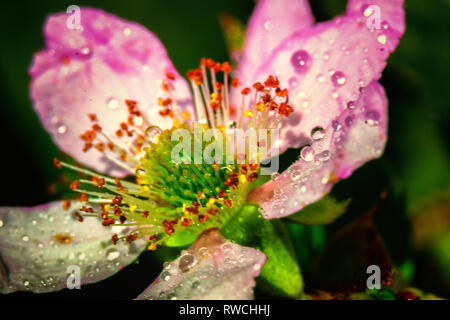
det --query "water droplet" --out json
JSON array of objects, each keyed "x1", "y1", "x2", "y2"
[
  {"x1": 0, "y1": 220, "x2": 3, "y2": 228},
  {"x1": 264, "y1": 20, "x2": 273, "y2": 31},
  {"x1": 331, "y1": 71, "x2": 346, "y2": 87},
  {"x1": 290, "y1": 50, "x2": 311, "y2": 73},
  {"x1": 377, "y1": 34, "x2": 387, "y2": 45},
  {"x1": 271, "y1": 172, "x2": 280, "y2": 181},
  {"x1": 345, "y1": 115, "x2": 355, "y2": 127},
  {"x1": 288, "y1": 77, "x2": 298, "y2": 88},
  {"x1": 107, "y1": 97, "x2": 119, "y2": 110},
  {"x1": 57, "y1": 125, "x2": 67, "y2": 134},
  {"x1": 145, "y1": 126, "x2": 162, "y2": 143},
  {"x1": 316, "y1": 74, "x2": 326, "y2": 83},
  {"x1": 311, "y1": 127, "x2": 325, "y2": 141},
  {"x1": 300, "y1": 146, "x2": 314, "y2": 162},
  {"x1": 332, "y1": 119, "x2": 342, "y2": 131},
  {"x1": 23, "y1": 280, "x2": 30, "y2": 287},
  {"x1": 22, "y1": 235, "x2": 30, "y2": 242},
  {"x1": 315, "y1": 150, "x2": 331, "y2": 162},
  {"x1": 80, "y1": 47, "x2": 92, "y2": 57},
  {"x1": 178, "y1": 253, "x2": 197, "y2": 272},
  {"x1": 365, "y1": 110, "x2": 380, "y2": 126},
  {"x1": 123, "y1": 28, "x2": 131, "y2": 36},
  {"x1": 106, "y1": 248, "x2": 120, "y2": 261},
  {"x1": 347, "y1": 101, "x2": 356, "y2": 109}
]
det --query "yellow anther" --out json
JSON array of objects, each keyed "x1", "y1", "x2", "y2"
[
  {"x1": 239, "y1": 174, "x2": 247, "y2": 184},
  {"x1": 211, "y1": 93, "x2": 218, "y2": 101},
  {"x1": 206, "y1": 197, "x2": 216, "y2": 207},
  {"x1": 244, "y1": 110, "x2": 254, "y2": 117},
  {"x1": 147, "y1": 243, "x2": 157, "y2": 251},
  {"x1": 104, "y1": 204, "x2": 110, "y2": 212},
  {"x1": 140, "y1": 185, "x2": 150, "y2": 194},
  {"x1": 197, "y1": 191, "x2": 205, "y2": 200},
  {"x1": 129, "y1": 204, "x2": 137, "y2": 213},
  {"x1": 257, "y1": 102, "x2": 265, "y2": 112},
  {"x1": 183, "y1": 110, "x2": 191, "y2": 121}
]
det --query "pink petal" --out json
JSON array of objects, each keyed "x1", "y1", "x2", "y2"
[
  {"x1": 30, "y1": 8, "x2": 193, "y2": 176},
  {"x1": 248, "y1": 81, "x2": 387, "y2": 219},
  {"x1": 136, "y1": 229, "x2": 266, "y2": 300},
  {"x1": 243, "y1": 0, "x2": 403, "y2": 155},
  {"x1": 236, "y1": 0, "x2": 314, "y2": 89},
  {"x1": 0, "y1": 201, "x2": 147, "y2": 293}
]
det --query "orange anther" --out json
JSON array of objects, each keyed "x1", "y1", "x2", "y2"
[{"x1": 241, "y1": 87, "x2": 251, "y2": 95}]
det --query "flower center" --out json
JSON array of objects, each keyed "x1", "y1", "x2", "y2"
[{"x1": 56, "y1": 58, "x2": 295, "y2": 249}]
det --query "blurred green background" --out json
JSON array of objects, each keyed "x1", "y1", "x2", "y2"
[{"x1": 0, "y1": 0, "x2": 448, "y2": 299}]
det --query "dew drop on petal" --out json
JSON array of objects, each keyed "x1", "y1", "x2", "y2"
[
  {"x1": 311, "y1": 126, "x2": 325, "y2": 141},
  {"x1": 145, "y1": 126, "x2": 162, "y2": 143},
  {"x1": 331, "y1": 71, "x2": 346, "y2": 87},
  {"x1": 345, "y1": 115, "x2": 355, "y2": 127},
  {"x1": 315, "y1": 150, "x2": 331, "y2": 162},
  {"x1": 347, "y1": 101, "x2": 356, "y2": 109},
  {"x1": 300, "y1": 146, "x2": 314, "y2": 162},
  {"x1": 365, "y1": 110, "x2": 380, "y2": 126},
  {"x1": 264, "y1": 20, "x2": 273, "y2": 31},
  {"x1": 290, "y1": 50, "x2": 310, "y2": 73},
  {"x1": 178, "y1": 253, "x2": 197, "y2": 272},
  {"x1": 107, "y1": 97, "x2": 119, "y2": 110},
  {"x1": 271, "y1": 172, "x2": 280, "y2": 181},
  {"x1": 106, "y1": 248, "x2": 120, "y2": 261}
]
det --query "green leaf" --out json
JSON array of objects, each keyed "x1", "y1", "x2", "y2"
[
  {"x1": 220, "y1": 204, "x2": 303, "y2": 299},
  {"x1": 287, "y1": 196, "x2": 351, "y2": 225},
  {"x1": 163, "y1": 229, "x2": 202, "y2": 247}
]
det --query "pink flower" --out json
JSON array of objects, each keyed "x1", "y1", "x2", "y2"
[{"x1": 0, "y1": 0, "x2": 404, "y2": 299}]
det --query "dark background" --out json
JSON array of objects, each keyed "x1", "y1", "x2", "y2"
[{"x1": 0, "y1": 0, "x2": 449, "y2": 299}]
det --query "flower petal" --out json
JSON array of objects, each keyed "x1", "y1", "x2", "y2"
[
  {"x1": 30, "y1": 8, "x2": 193, "y2": 176},
  {"x1": 246, "y1": 0, "x2": 403, "y2": 155},
  {"x1": 248, "y1": 81, "x2": 387, "y2": 219},
  {"x1": 237, "y1": 0, "x2": 314, "y2": 88},
  {"x1": 0, "y1": 201, "x2": 147, "y2": 293},
  {"x1": 136, "y1": 228, "x2": 266, "y2": 300}
]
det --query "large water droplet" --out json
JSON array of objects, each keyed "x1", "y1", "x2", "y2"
[
  {"x1": 300, "y1": 146, "x2": 314, "y2": 162},
  {"x1": 365, "y1": 110, "x2": 380, "y2": 126},
  {"x1": 107, "y1": 97, "x2": 119, "y2": 110},
  {"x1": 264, "y1": 20, "x2": 273, "y2": 31},
  {"x1": 178, "y1": 253, "x2": 197, "y2": 272},
  {"x1": 315, "y1": 150, "x2": 331, "y2": 162},
  {"x1": 331, "y1": 71, "x2": 346, "y2": 87},
  {"x1": 311, "y1": 127, "x2": 325, "y2": 141},
  {"x1": 106, "y1": 248, "x2": 120, "y2": 261},
  {"x1": 145, "y1": 126, "x2": 162, "y2": 143},
  {"x1": 290, "y1": 50, "x2": 310, "y2": 73},
  {"x1": 0, "y1": 219, "x2": 4, "y2": 228}
]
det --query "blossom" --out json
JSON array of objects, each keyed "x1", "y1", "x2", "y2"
[{"x1": 0, "y1": 0, "x2": 404, "y2": 299}]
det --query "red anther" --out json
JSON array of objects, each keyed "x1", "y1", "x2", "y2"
[
  {"x1": 210, "y1": 101, "x2": 220, "y2": 110},
  {"x1": 126, "y1": 233, "x2": 138, "y2": 243},
  {"x1": 125, "y1": 99, "x2": 137, "y2": 109},
  {"x1": 127, "y1": 116, "x2": 135, "y2": 126},
  {"x1": 224, "y1": 198, "x2": 233, "y2": 207},
  {"x1": 275, "y1": 87, "x2": 289, "y2": 97},
  {"x1": 217, "y1": 189, "x2": 227, "y2": 199},
  {"x1": 198, "y1": 214, "x2": 209, "y2": 222},
  {"x1": 80, "y1": 206, "x2": 94, "y2": 213},
  {"x1": 61, "y1": 56, "x2": 70, "y2": 65},
  {"x1": 231, "y1": 78, "x2": 240, "y2": 88},
  {"x1": 224, "y1": 171, "x2": 239, "y2": 189},
  {"x1": 112, "y1": 196, "x2": 123, "y2": 205},
  {"x1": 247, "y1": 172, "x2": 259, "y2": 182},
  {"x1": 249, "y1": 163, "x2": 259, "y2": 171},
  {"x1": 102, "y1": 217, "x2": 115, "y2": 226},
  {"x1": 240, "y1": 164, "x2": 248, "y2": 175},
  {"x1": 165, "y1": 70, "x2": 176, "y2": 80},
  {"x1": 142, "y1": 211, "x2": 149, "y2": 218},
  {"x1": 107, "y1": 143, "x2": 114, "y2": 151},
  {"x1": 74, "y1": 212, "x2": 84, "y2": 222},
  {"x1": 252, "y1": 82, "x2": 264, "y2": 91},
  {"x1": 80, "y1": 193, "x2": 89, "y2": 202},
  {"x1": 162, "y1": 80, "x2": 175, "y2": 92},
  {"x1": 278, "y1": 103, "x2": 294, "y2": 116},
  {"x1": 206, "y1": 58, "x2": 216, "y2": 69},
  {"x1": 115, "y1": 129, "x2": 124, "y2": 138},
  {"x1": 92, "y1": 124, "x2": 102, "y2": 132},
  {"x1": 115, "y1": 178, "x2": 123, "y2": 189},
  {"x1": 268, "y1": 101, "x2": 278, "y2": 111},
  {"x1": 159, "y1": 108, "x2": 174, "y2": 117},
  {"x1": 221, "y1": 61, "x2": 232, "y2": 73},
  {"x1": 261, "y1": 91, "x2": 272, "y2": 103},
  {"x1": 69, "y1": 180, "x2": 80, "y2": 190},
  {"x1": 206, "y1": 208, "x2": 218, "y2": 215},
  {"x1": 111, "y1": 234, "x2": 119, "y2": 245},
  {"x1": 120, "y1": 122, "x2": 128, "y2": 131},
  {"x1": 213, "y1": 63, "x2": 221, "y2": 73},
  {"x1": 83, "y1": 142, "x2": 92, "y2": 152},
  {"x1": 100, "y1": 212, "x2": 108, "y2": 220},
  {"x1": 88, "y1": 113, "x2": 98, "y2": 122},
  {"x1": 92, "y1": 176, "x2": 105, "y2": 188},
  {"x1": 187, "y1": 68, "x2": 203, "y2": 85},
  {"x1": 192, "y1": 201, "x2": 200, "y2": 208},
  {"x1": 113, "y1": 206, "x2": 123, "y2": 217},
  {"x1": 186, "y1": 206, "x2": 199, "y2": 214},
  {"x1": 53, "y1": 158, "x2": 61, "y2": 169},
  {"x1": 119, "y1": 215, "x2": 127, "y2": 224},
  {"x1": 216, "y1": 91, "x2": 223, "y2": 101},
  {"x1": 95, "y1": 142, "x2": 105, "y2": 152},
  {"x1": 215, "y1": 82, "x2": 224, "y2": 90},
  {"x1": 264, "y1": 75, "x2": 279, "y2": 88},
  {"x1": 149, "y1": 234, "x2": 158, "y2": 241},
  {"x1": 241, "y1": 87, "x2": 251, "y2": 95},
  {"x1": 62, "y1": 200, "x2": 71, "y2": 211},
  {"x1": 80, "y1": 130, "x2": 97, "y2": 142},
  {"x1": 200, "y1": 58, "x2": 208, "y2": 67},
  {"x1": 181, "y1": 217, "x2": 192, "y2": 226}
]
